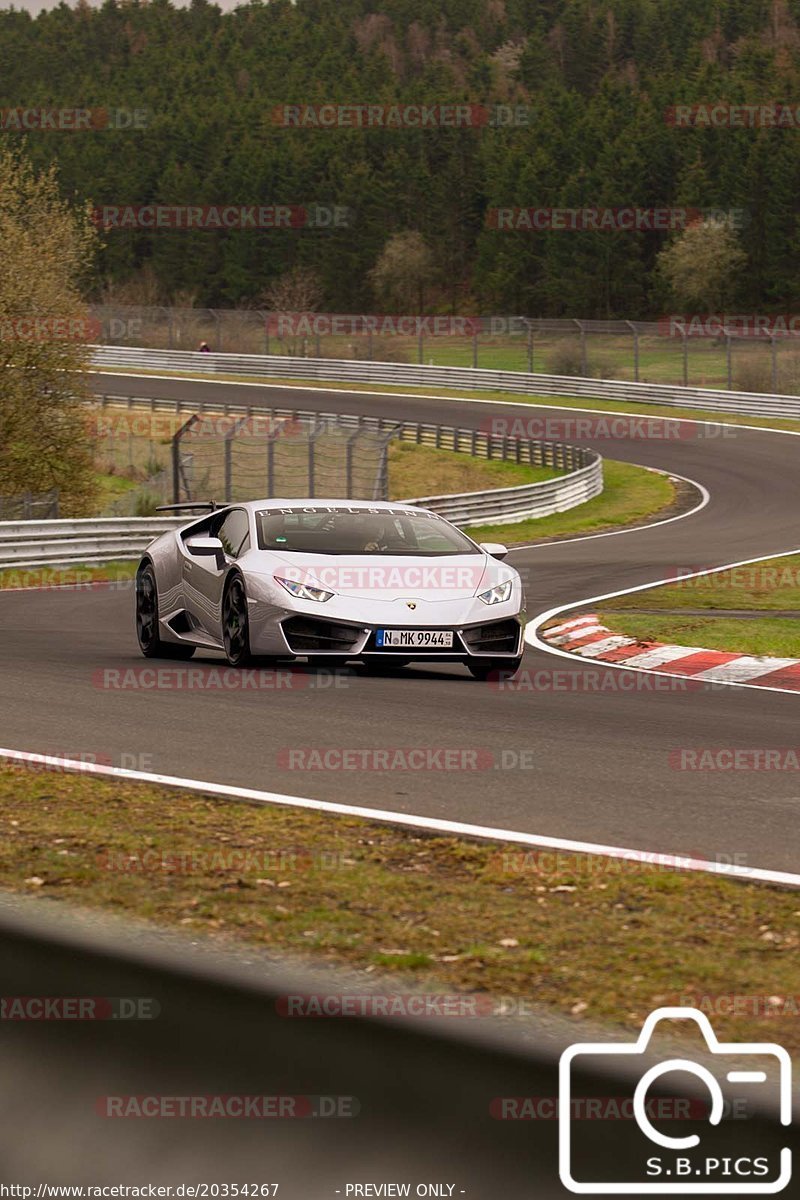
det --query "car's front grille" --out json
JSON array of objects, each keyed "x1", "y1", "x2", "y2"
[
  {"x1": 461, "y1": 618, "x2": 521, "y2": 654},
  {"x1": 281, "y1": 616, "x2": 363, "y2": 653}
]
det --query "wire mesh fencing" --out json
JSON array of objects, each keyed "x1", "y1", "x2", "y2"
[
  {"x1": 172, "y1": 412, "x2": 397, "y2": 504},
  {"x1": 0, "y1": 489, "x2": 60, "y2": 520},
  {"x1": 89, "y1": 305, "x2": 800, "y2": 394}
]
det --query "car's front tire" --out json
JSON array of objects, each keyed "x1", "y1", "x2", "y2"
[
  {"x1": 136, "y1": 563, "x2": 195, "y2": 660},
  {"x1": 222, "y1": 575, "x2": 254, "y2": 667},
  {"x1": 467, "y1": 656, "x2": 523, "y2": 681}
]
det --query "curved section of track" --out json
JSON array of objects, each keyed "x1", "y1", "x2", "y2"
[{"x1": 2, "y1": 372, "x2": 799, "y2": 874}]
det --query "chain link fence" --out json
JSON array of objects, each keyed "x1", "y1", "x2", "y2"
[
  {"x1": 0, "y1": 489, "x2": 60, "y2": 520},
  {"x1": 87, "y1": 399, "x2": 173, "y2": 516},
  {"x1": 172, "y1": 412, "x2": 396, "y2": 505},
  {"x1": 89, "y1": 305, "x2": 800, "y2": 394}
]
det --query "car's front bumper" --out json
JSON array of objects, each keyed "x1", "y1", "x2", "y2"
[{"x1": 247, "y1": 595, "x2": 526, "y2": 660}]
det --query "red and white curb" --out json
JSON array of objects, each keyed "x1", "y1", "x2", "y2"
[{"x1": 542, "y1": 613, "x2": 800, "y2": 691}]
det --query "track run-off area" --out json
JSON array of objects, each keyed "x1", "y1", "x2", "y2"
[{"x1": 2, "y1": 371, "x2": 800, "y2": 880}]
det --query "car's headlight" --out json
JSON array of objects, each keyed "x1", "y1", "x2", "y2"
[
  {"x1": 478, "y1": 579, "x2": 513, "y2": 605},
  {"x1": 275, "y1": 576, "x2": 335, "y2": 603}
]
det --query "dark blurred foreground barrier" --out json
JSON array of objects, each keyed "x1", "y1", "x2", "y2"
[{"x1": 0, "y1": 896, "x2": 794, "y2": 1196}]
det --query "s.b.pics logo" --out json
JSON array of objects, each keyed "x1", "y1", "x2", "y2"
[{"x1": 559, "y1": 1007, "x2": 792, "y2": 1194}]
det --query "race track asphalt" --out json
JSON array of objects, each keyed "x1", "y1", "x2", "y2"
[{"x1": 2, "y1": 372, "x2": 799, "y2": 873}]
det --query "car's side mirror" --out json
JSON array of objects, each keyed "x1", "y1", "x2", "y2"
[
  {"x1": 186, "y1": 536, "x2": 225, "y2": 567},
  {"x1": 479, "y1": 542, "x2": 509, "y2": 561}
]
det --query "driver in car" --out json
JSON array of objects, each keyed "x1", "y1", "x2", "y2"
[{"x1": 333, "y1": 513, "x2": 399, "y2": 552}]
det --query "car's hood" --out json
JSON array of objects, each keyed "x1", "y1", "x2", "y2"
[{"x1": 254, "y1": 551, "x2": 505, "y2": 601}]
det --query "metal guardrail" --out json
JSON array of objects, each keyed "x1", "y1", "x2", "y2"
[
  {"x1": 406, "y1": 458, "x2": 602, "y2": 526},
  {"x1": 92, "y1": 343, "x2": 800, "y2": 420},
  {"x1": 0, "y1": 463, "x2": 601, "y2": 568},
  {"x1": 0, "y1": 517, "x2": 183, "y2": 569},
  {"x1": 2, "y1": 394, "x2": 601, "y2": 567}
]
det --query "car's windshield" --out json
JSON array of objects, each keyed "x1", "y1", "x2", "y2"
[{"x1": 255, "y1": 506, "x2": 480, "y2": 556}]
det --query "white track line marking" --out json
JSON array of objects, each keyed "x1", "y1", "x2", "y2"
[
  {"x1": 511, "y1": 468, "x2": 710, "y2": 550},
  {"x1": 15, "y1": 384, "x2": 796, "y2": 873},
  {"x1": 528, "y1": 548, "x2": 800, "y2": 696},
  {"x1": 1, "y1": 747, "x2": 798, "y2": 890}
]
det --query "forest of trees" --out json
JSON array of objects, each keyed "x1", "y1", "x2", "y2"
[{"x1": 2, "y1": 0, "x2": 800, "y2": 317}]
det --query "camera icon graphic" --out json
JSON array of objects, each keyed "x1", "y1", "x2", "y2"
[{"x1": 559, "y1": 1007, "x2": 792, "y2": 1194}]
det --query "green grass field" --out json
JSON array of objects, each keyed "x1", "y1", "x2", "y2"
[
  {"x1": 599, "y1": 553, "x2": 800, "y2": 657},
  {"x1": 389, "y1": 440, "x2": 561, "y2": 499},
  {"x1": 466, "y1": 460, "x2": 676, "y2": 543}
]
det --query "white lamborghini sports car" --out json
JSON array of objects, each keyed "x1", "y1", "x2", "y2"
[{"x1": 135, "y1": 499, "x2": 526, "y2": 679}]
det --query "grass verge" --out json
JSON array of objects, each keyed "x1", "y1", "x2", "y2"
[
  {"x1": 388, "y1": 440, "x2": 560, "y2": 499},
  {"x1": 0, "y1": 762, "x2": 798, "y2": 1048},
  {"x1": 0, "y1": 562, "x2": 136, "y2": 590},
  {"x1": 465, "y1": 460, "x2": 676, "y2": 544},
  {"x1": 598, "y1": 614, "x2": 800, "y2": 658},
  {"x1": 598, "y1": 553, "x2": 800, "y2": 657}
]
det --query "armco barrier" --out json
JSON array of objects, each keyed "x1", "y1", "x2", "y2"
[
  {"x1": 0, "y1": 516, "x2": 183, "y2": 569},
  {"x1": 92, "y1": 343, "x2": 800, "y2": 420},
  {"x1": 3, "y1": 399, "x2": 601, "y2": 567},
  {"x1": 0, "y1": 452, "x2": 600, "y2": 568},
  {"x1": 406, "y1": 458, "x2": 601, "y2": 526},
  {"x1": 0, "y1": 892, "x2": 793, "y2": 1190}
]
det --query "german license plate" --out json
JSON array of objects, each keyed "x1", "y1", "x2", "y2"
[{"x1": 376, "y1": 629, "x2": 454, "y2": 648}]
